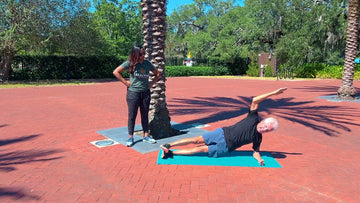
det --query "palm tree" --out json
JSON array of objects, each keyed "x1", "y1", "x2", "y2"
[
  {"x1": 337, "y1": 0, "x2": 359, "y2": 100},
  {"x1": 141, "y1": 0, "x2": 179, "y2": 139}
]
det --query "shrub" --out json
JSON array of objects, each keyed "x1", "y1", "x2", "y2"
[
  {"x1": 276, "y1": 65, "x2": 294, "y2": 79},
  {"x1": 246, "y1": 62, "x2": 258, "y2": 77},
  {"x1": 263, "y1": 65, "x2": 274, "y2": 77},
  {"x1": 317, "y1": 64, "x2": 360, "y2": 79},
  {"x1": 316, "y1": 65, "x2": 342, "y2": 79},
  {"x1": 10, "y1": 55, "x2": 233, "y2": 81},
  {"x1": 165, "y1": 66, "x2": 230, "y2": 77},
  {"x1": 294, "y1": 63, "x2": 325, "y2": 78},
  {"x1": 209, "y1": 56, "x2": 249, "y2": 75},
  {"x1": 10, "y1": 55, "x2": 125, "y2": 80}
]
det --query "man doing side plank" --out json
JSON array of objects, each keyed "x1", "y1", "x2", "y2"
[{"x1": 160, "y1": 88, "x2": 287, "y2": 166}]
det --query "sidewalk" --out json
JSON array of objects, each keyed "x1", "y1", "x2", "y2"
[{"x1": 1, "y1": 77, "x2": 359, "y2": 202}]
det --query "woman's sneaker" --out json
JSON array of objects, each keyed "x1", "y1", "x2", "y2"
[
  {"x1": 143, "y1": 136, "x2": 156, "y2": 144},
  {"x1": 126, "y1": 138, "x2": 134, "y2": 147}
]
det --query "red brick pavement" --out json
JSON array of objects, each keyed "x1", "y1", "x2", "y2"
[{"x1": 1, "y1": 77, "x2": 360, "y2": 202}]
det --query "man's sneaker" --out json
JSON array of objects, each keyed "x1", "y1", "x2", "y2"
[
  {"x1": 161, "y1": 150, "x2": 173, "y2": 159},
  {"x1": 143, "y1": 136, "x2": 156, "y2": 144},
  {"x1": 160, "y1": 144, "x2": 171, "y2": 153},
  {"x1": 126, "y1": 138, "x2": 134, "y2": 147}
]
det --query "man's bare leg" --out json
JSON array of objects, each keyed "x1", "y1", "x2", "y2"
[
  {"x1": 172, "y1": 145, "x2": 208, "y2": 155},
  {"x1": 160, "y1": 135, "x2": 206, "y2": 158},
  {"x1": 170, "y1": 135, "x2": 205, "y2": 147},
  {"x1": 161, "y1": 144, "x2": 208, "y2": 159},
  {"x1": 161, "y1": 135, "x2": 204, "y2": 152}
]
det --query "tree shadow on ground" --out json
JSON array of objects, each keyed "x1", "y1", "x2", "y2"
[
  {"x1": 169, "y1": 96, "x2": 252, "y2": 125},
  {"x1": 169, "y1": 96, "x2": 360, "y2": 137},
  {"x1": 0, "y1": 149, "x2": 63, "y2": 171},
  {"x1": 0, "y1": 187, "x2": 40, "y2": 201},
  {"x1": 0, "y1": 124, "x2": 9, "y2": 128},
  {"x1": 0, "y1": 134, "x2": 40, "y2": 146},
  {"x1": 0, "y1": 134, "x2": 64, "y2": 200},
  {"x1": 0, "y1": 134, "x2": 63, "y2": 172}
]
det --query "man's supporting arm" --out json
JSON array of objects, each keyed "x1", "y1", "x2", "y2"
[
  {"x1": 250, "y1": 87, "x2": 287, "y2": 111},
  {"x1": 253, "y1": 151, "x2": 264, "y2": 166}
]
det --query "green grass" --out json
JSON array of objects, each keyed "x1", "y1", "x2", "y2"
[
  {"x1": 193, "y1": 75, "x2": 318, "y2": 80},
  {"x1": 0, "y1": 79, "x2": 101, "y2": 89}
]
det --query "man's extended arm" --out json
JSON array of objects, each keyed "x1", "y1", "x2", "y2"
[{"x1": 250, "y1": 87, "x2": 287, "y2": 111}]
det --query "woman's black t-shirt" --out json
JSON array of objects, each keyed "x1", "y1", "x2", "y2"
[{"x1": 222, "y1": 110, "x2": 262, "y2": 152}]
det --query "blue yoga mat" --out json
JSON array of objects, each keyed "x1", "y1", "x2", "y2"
[
  {"x1": 96, "y1": 122, "x2": 209, "y2": 154},
  {"x1": 157, "y1": 150, "x2": 282, "y2": 168}
]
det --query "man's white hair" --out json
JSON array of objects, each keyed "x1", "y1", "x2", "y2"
[{"x1": 263, "y1": 117, "x2": 279, "y2": 130}]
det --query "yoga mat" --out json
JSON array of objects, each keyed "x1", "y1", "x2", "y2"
[
  {"x1": 157, "y1": 150, "x2": 282, "y2": 168},
  {"x1": 96, "y1": 122, "x2": 209, "y2": 154}
]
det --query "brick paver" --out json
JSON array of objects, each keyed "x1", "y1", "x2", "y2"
[{"x1": 1, "y1": 77, "x2": 359, "y2": 202}]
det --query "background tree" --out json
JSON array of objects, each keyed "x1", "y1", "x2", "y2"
[
  {"x1": 166, "y1": 0, "x2": 236, "y2": 58},
  {"x1": 337, "y1": 0, "x2": 359, "y2": 100},
  {"x1": 166, "y1": 0, "x2": 348, "y2": 69},
  {"x1": 92, "y1": 0, "x2": 143, "y2": 57},
  {"x1": 2, "y1": 0, "x2": 356, "y2": 82},
  {"x1": 275, "y1": 0, "x2": 347, "y2": 67},
  {"x1": 0, "y1": 0, "x2": 90, "y2": 82},
  {"x1": 141, "y1": 0, "x2": 179, "y2": 139},
  {"x1": 47, "y1": 10, "x2": 105, "y2": 56}
]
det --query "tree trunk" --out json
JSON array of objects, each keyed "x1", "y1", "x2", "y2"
[
  {"x1": 0, "y1": 48, "x2": 15, "y2": 82},
  {"x1": 141, "y1": 0, "x2": 180, "y2": 139},
  {"x1": 337, "y1": 0, "x2": 359, "y2": 100}
]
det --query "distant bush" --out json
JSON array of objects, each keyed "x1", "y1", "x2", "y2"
[
  {"x1": 9, "y1": 55, "x2": 360, "y2": 81},
  {"x1": 11, "y1": 55, "x2": 126, "y2": 81},
  {"x1": 209, "y1": 56, "x2": 249, "y2": 75},
  {"x1": 294, "y1": 63, "x2": 326, "y2": 78},
  {"x1": 317, "y1": 64, "x2": 360, "y2": 79},
  {"x1": 9, "y1": 55, "x2": 231, "y2": 81},
  {"x1": 316, "y1": 65, "x2": 342, "y2": 79},
  {"x1": 166, "y1": 66, "x2": 230, "y2": 77},
  {"x1": 246, "y1": 62, "x2": 258, "y2": 77},
  {"x1": 263, "y1": 65, "x2": 274, "y2": 77}
]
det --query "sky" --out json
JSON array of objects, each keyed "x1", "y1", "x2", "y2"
[{"x1": 167, "y1": 0, "x2": 245, "y2": 14}]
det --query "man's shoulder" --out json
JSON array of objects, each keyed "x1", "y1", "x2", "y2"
[{"x1": 247, "y1": 109, "x2": 259, "y2": 117}]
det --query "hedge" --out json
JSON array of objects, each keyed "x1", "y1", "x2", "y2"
[
  {"x1": 10, "y1": 55, "x2": 127, "y2": 81},
  {"x1": 8, "y1": 55, "x2": 360, "y2": 81},
  {"x1": 9, "y1": 55, "x2": 232, "y2": 81},
  {"x1": 165, "y1": 66, "x2": 230, "y2": 77}
]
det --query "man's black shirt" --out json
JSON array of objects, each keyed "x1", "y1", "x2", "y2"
[{"x1": 223, "y1": 110, "x2": 262, "y2": 152}]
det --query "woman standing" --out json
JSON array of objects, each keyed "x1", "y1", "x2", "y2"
[{"x1": 113, "y1": 45, "x2": 160, "y2": 147}]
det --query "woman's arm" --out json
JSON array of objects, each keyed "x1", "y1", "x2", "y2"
[{"x1": 113, "y1": 65, "x2": 130, "y2": 87}]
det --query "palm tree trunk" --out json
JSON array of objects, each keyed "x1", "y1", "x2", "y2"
[
  {"x1": 337, "y1": 0, "x2": 359, "y2": 100},
  {"x1": 141, "y1": 0, "x2": 180, "y2": 139}
]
